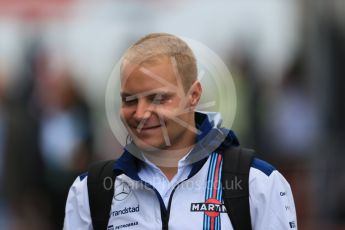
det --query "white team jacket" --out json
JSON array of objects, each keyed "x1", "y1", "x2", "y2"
[{"x1": 64, "y1": 112, "x2": 297, "y2": 230}]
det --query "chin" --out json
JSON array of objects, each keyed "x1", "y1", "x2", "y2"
[{"x1": 133, "y1": 138, "x2": 164, "y2": 152}]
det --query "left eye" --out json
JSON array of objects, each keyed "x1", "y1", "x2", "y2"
[{"x1": 151, "y1": 94, "x2": 165, "y2": 104}]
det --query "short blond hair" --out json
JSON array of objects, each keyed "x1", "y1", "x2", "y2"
[{"x1": 121, "y1": 33, "x2": 198, "y2": 92}]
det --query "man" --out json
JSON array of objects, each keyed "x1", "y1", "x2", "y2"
[{"x1": 64, "y1": 33, "x2": 297, "y2": 229}]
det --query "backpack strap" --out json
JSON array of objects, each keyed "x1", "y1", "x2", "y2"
[
  {"x1": 222, "y1": 147, "x2": 255, "y2": 230},
  {"x1": 87, "y1": 160, "x2": 116, "y2": 230}
]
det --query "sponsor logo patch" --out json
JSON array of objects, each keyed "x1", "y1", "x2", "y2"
[
  {"x1": 114, "y1": 181, "x2": 131, "y2": 201},
  {"x1": 191, "y1": 198, "x2": 226, "y2": 217},
  {"x1": 111, "y1": 205, "x2": 140, "y2": 217},
  {"x1": 114, "y1": 221, "x2": 138, "y2": 229}
]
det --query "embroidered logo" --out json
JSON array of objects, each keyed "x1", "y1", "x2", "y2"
[
  {"x1": 114, "y1": 181, "x2": 131, "y2": 201},
  {"x1": 191, "y1": 198, "x2": 226, "y2": 217}
]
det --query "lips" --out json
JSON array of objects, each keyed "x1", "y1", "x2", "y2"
[
  {"x1": 140, "y1": 125, "x2": 161, "y2": 130},
  {"x1": 132, "y1": 124, "x2": 162, "y2": 135}
]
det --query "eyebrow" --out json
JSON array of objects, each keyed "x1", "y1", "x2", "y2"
[{"x1": 121, "y1": 88, "x2": 174, "y2": 101}]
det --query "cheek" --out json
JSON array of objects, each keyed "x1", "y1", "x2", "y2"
[
  {"x1": 156, "y1": 101, "x2": 184, "y2": 118},
  {"x1": 119, "y1": 107, "x2": 132, "y2": 122}
]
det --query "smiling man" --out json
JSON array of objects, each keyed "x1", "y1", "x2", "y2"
[
  {"x1": 120, "y1": 54, "x2": 200, "y2": 152},
  {"x1": 64, "y1": 33, "x2": 297, "y2": 230}
]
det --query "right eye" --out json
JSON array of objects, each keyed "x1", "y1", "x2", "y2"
[{"x1": 122, "y1": 97, "x2": 137, "y2": 106}]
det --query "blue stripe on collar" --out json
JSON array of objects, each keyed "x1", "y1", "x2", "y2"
[
  {"x1": 195, "y1": 112, "x2": 213, "y2": 142},
  {"x1": 216, "y1": 128, "x2": 240, "y2": 151},
  {"x1": 113, "y1": 150, "x2": 141, "y2": 180},
  {"x1": 188, "y1": 129, "x2": 239, "y2": 178},
  {"x1": 188, "y1": 157, "x2": 208, "y2": 178}
]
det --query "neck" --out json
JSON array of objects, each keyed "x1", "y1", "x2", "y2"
[
  {"x1": 143, "y1": 145, "x2": 193, "y2": 181},
  {"x1": 143, "y1": 114, "x2": 197, "y2": 180},
  {"x1": 158, "y1": 166, "x2": 178, "y2": 181}
]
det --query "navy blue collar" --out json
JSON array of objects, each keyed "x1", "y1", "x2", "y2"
[
  {"x1": 113, "y1": 112, "x2": 238, "y2": 180},
  {"x1": 195, "y1": 112, "x2": 212, "y2": 142},
  {"x1": 113, "y1": 149, "x2": 141, "y2": 180}
]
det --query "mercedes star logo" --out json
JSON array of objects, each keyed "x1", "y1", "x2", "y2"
[{"x1": 114, "y1": 181, "x2": 131, "y2": 201}]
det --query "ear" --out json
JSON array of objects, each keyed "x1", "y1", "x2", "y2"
[{"x1": 189, "y1": 81, "x2": 202, "y2": 107}]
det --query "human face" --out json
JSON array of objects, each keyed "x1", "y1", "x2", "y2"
[{"x1": 120, "y1": 56, "x2": 200, "y2": 151}]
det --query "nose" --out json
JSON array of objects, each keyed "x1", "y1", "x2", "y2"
[{"x1": 133, "y1": 98, "x2": 152, "y2": 121}]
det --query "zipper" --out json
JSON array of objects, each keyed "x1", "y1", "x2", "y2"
[
  {"x1": 160, "y1": 157, "x2": 209, "y2": 229},
  {"x1": 135, "y1": 180, "x2": 169, "y2": 229},
  {"x1": 123, "y1": 174, "x2": 194, "y2": 230},
  {"x1": 139, "y1": 178, "x2": 189, "y2": 230},
  {"x1": 136, "y1": 158, "x2": 208, "y2": 229},
  {"x1": 162, "y1": 179, "x2": 189, "y2": 230}
]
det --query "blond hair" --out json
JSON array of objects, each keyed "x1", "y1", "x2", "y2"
[{"x1": 121, "y1": 33, "x2": 197, "y2": 92}]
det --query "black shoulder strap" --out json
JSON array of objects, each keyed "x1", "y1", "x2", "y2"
[
  {"x1": 222, "y1": 147, "x2": 255, "y2": 230},
  {"x1": 87, "y1": 160, "x2": 116, "y2": 230}
]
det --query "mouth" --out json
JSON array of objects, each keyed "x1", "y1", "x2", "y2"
[
  {"x1": 141, "y1": 124, "x2": 161, "y2": 129},
  {"x1": 128, "y1": 123, "x2": 162, "y2": 132},
  {"x1": 137, "y1": 125, "x2": 161, "y2": 133}
]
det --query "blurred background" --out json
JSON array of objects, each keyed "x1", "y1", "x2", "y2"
[{"x1": 0, "y1": 0, "x2": 344, "y2": 229}]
